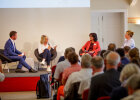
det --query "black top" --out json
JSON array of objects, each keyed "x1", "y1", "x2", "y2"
[
  {"x1": 88, "y1": 69, "x2": 121, "y2": 100},
  {"x1": 88, "y1": 43, "x2": 94, "y2": 51}
]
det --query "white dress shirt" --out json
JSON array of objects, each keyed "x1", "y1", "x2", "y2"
[
  {"x1": 123, "y1": 38, "x2": 135, "y2": 49},
  {"x1": 0, "y1": 72, "x2": 5, "y2": 82},
  {"x1": 78, "y1": 71, "x2": 104, "y2": 95},
  {"x1": 10, "y1": 38, "x2": 16, "y2": 52},
  {"x1": 54, "y1": 59, "x2": 71, "y2": 79},
  {"x1": 64, "y1": 68, "x2": 93, "y2": 93}
]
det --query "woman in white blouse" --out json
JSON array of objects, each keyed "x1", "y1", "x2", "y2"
[
  {"x1": 38, "y1": 35, "x2": 57, "y2": 71},
  {"x1": 123, "y1": 30, "x2": 135, "y2": 49}
]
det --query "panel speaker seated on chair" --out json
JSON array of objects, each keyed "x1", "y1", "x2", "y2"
[
  {"x1": 37, "y1": 35, "x2": 57, "y2": 72},
  {"x1": 4, "y1": 31, "x2": 37, "y2": 73}
]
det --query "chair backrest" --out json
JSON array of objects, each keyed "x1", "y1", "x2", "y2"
[
  {"x1": 0, "y1": 49, "x2": 12, "y2": 63},
  {"x1": 97, "y1": 96, "x2": 111, "y2": 100},
  {"x1": 0, "y1": 49, "x2": 4, "y2": 54},
  {"x1": 34, "y1": 49, "x2": 43, "y2": 62},
  {"x1": 50, "y1": 48, "x2": 57, "y2": 60},
  {"x1": 82, "y1": 89, "x2": 89, "y2": 100},
  {"x1": 34, "y1": 48, "x2": 57, "y2": 62},
  {"x1": 65, "y1": 82, "x2": 81, "y2": 100}
]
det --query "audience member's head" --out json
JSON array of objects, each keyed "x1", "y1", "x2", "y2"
[
  {"x1": 125, "y1": 30, "x2": 134, "y2": 39},
  {"x1": 108, "y1": 43, "x2": 116, "y2": 51},
  {"x1": 89, "y1": 33, "x2": 98, "y2": 42},
  {"x1": 129, "y1": 47, "x2": 139, "y2": 60},
  {"x1": 126, "y1": 74, "x2": 140, "y2": 95},
  {"x1": 124, "y1": 46, "x2": 131, "y2": 54},
  {"x1": 100, "y1": 50, "x2": 106, "y2": 58},
  {"x1": 67, "y1": 52, "x2": 79, "y2": 65},
  {"x1": 116, "y1": 48, "x2": 125, "y2": 58},
  {"x1": 64, "y1": 47, "x2": 75, "y2": 59},
  {"x1": 131, "y1": 58, "x2": 140, "y2": 67},
  {"x1": 9, "y1": 31, "x2": 17, "y2": 40},
  {"x1": 91, "y1": 56, "x2": 104, "y2": 73},
  {"x1": 106, "y1": 52, "x2": 120, "y2": 70},
  {"x1": 103, "y1": 50, "x2": 111, "y2": 59},
  {"x1": 81, "y1": 54, "x2": 92, "y2": 68},
  {"x1": 69, "y1": 47, "x2": 75, "y2": 52},
  {"x1": 40, "y1": 35, "x2": 48, "y2": 44},
  {"x1": 120, "y1": 64, "x2": 140, "y2": 83}
]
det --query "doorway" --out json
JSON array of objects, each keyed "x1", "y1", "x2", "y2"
[{"x1": 91, "y1": 10, "x2": 127, "y2": 49}]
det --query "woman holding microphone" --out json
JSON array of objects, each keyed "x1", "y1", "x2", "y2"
[{"x1": 38, "y1": 35, "x2": 57, "y2": 71}]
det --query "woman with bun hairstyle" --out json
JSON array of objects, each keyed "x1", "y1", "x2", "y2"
[{"x1": 123, "y1": 30, "x2": 135, "y2": 49}]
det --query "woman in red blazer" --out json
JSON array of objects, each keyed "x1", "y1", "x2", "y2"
[{"x1": 81, "y1": 33, "x2": 101, "y2": 57}]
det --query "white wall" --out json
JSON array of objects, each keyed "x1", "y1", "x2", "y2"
[
  {"x1": 0, "y1": 8, "x2": 90, "y2": 63},
  {"x1": 128, "y1": 24, "x2": 140, "y2": 50},
  {"x1": 128, "y1": 0, "x2": 140, "y2": 17}
]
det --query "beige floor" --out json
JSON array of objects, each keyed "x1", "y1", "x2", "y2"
[{"x1": 0, "y1": 91, "x2": 51, "y2": 100}]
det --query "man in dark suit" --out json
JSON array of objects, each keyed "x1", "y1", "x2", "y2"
[
  {"x1": 4, "y1": 31, "x2": 37, "y2": 73},
  {"x1": 88, "y1": 52, "x2": 121, "y2": 100}
]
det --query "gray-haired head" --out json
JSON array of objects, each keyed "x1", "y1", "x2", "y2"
[
  {"x1": 126, "y1": 74, "x2": 140, "y2": 91},
  {"x1": 120, "y1": 63, "x2": 140, "y2": 82},
  {"x1": 81, "y1": 54, "x2": 92, "y2": 68},
  {"x1": 106, "y1": 51, "x2": 120, "y2": 67},
  {"x1": 91, "y1": 56, "x2": 104, "y2": 69}
]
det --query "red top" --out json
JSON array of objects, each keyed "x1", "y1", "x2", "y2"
[{"x1": 82, "y1": 41, "x2": 101, "y2": 56}]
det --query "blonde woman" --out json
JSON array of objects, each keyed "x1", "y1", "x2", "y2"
[
  {"x1": 38, "y1": 35, "x2": 57, "y2": 71},
  {"x1": 123, "y1": 30, "x2": 135, "y2": 49}
]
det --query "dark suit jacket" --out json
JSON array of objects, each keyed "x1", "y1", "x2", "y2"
[
  {"x1": 88, "y1": 69, "x2": 121, "y2": 100},
  {"x1": 4, "y1": 39, "x2": 21, "y2": 56}
]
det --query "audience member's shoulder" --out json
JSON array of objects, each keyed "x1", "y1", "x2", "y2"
[
  {"x1": 91, "y1": 73, "x2": 104, "y2": 82},
  {"x1": 69, "y1": 71, "x2": 79, "y2": 78},
  {"x1": 57, "y1": 60, "x2": 66, "y2": 67}
]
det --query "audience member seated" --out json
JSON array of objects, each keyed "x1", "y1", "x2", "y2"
[
  {"x1": 0, "y1": 60, "x2": 5, "y2": 82},
  {"x1": 4, "y1": 31, "x2": 36, "y2": 73},
  {"x1": 88, "y1": 52, "x2": 121, "y2": 100},
  {"x1": 100, "y1": 50, "x2": 106, "y2": 58},
  {"x1": 129, "y1": 47, "x2": 140, "y2": 67},
  {"x1": 131, "y1": 57, "x2": 140, "y2": 67},
  {"x1": 38, "y1": 35, "x2": 57, "y2": 71},
  {"x1": 116, "y1": 48, "x2": 130, "y2": 72},
  {"x1": 62, "y1": 52, "x2": 81, "y2": 85},
  {"x1": 124, "y1": 46, "x2": 131, "y2": 59},
  {"x1": 54, "y1": 47, "x2": 75, "y2": 81},
  {"x1": 78, "y1": 56, "x2": 104, "y2": 96},
  {"x1": 57, "y1": 52, "x2": 81, "y2": 100},
  {"x1": 81, "y1": 33, "x2": 101, "y2": 57},
  {"x1": 108, "y1": 43, "x2": 116, "y2": 51},
  {"x1": 110, "y1": 64, "x2": 140, "y2": 100},
  {"x1": 57, "y1": 47, "x2": 75, "y2": 63},
  {"x1": 64, "y1": 54, "x2": 92, "y2": 96},
  {"x1": 103, "y1": 50, "x2": 111, "y2": 71},
  {"x1": 122, "y1": 74, "x2": 140, "y2": 100},
  {"x1": 129, "y1": 47, "x2": 139, "y2": 60},
  {"x1": 123, "y1": 30, "x2": 135, "y2": 49}
]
